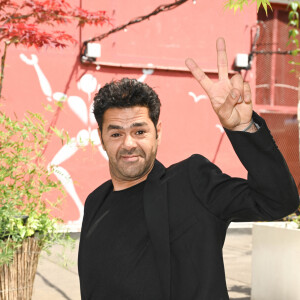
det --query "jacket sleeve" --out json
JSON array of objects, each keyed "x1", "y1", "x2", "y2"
[{"x1": 188, "y1": 111, "x2": 299, "y2": 222}]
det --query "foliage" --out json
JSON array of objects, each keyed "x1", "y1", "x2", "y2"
[
  {"x1": 293, "y1": 215, "x2": 300, "y2": 229},
  {"x1": 287, "y1": 1, "x2": 300, "y2": 73},
  {"x1": 0, "y1": 0, "x2": 110, "y2": 48},
  {"x1": 0, "y1": 0, "x2": 111, "y2": 96},
  {"x1": 224, "y1": 0, "x2": 272, "y2": 14},
  {"x1": 0, "y1": 110, "x2": 71, "y2": 266}
]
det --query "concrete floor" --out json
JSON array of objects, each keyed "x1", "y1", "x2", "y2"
[
  {"x1": 224, "y1": 230, "x2": 252, "y2": 300},
  {"x1": 32, "y1": 229, "x2": 252, "y2": 300}
]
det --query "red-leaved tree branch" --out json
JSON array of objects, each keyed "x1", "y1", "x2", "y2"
[{"x1": 0, "y1": 0, "x2": 111, "y2": 97}]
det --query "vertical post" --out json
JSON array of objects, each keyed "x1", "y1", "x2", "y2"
[
  {"x1": 298, "y1": 76, "x2": 300, "y2": 161},
  {"x1": 270, "y1": 9, "x2": 278, "y2": 107}
]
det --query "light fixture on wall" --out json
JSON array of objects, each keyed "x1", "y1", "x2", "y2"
[
  {"x1": 234, "y1": 53, "x2": 250, "y2": 70},
  {"x1": 80, "y1": 42, "x2": 101, "y2": 63}
]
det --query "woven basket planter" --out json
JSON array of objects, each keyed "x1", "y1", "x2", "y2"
[{"x1": 0, "y1": 237, "x2": 41, "y2": 300}]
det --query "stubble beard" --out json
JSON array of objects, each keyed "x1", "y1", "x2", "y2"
[{"x1": 109, "y1": 147, "x2": 157, "y2": 182}]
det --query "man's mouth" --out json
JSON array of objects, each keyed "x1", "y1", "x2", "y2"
[{"x1": 121, "y1": 155, "x2": 140, "y2": 162}]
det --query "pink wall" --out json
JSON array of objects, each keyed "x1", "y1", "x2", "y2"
[{"x1": 2, "y1": 0, "x2": 257, "y2": 229}]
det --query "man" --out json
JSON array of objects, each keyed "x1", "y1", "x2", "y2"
[{"x1": 78, "y1": 38, "x2": 299, "y2": 300}]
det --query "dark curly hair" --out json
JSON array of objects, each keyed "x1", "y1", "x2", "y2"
[{"x1": 93, "y1": 78, "x2": 161, "y2": 132}]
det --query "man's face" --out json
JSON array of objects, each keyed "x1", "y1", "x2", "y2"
[{"x1": 99, "y1": 106, "x2": 162, "y2": 183}]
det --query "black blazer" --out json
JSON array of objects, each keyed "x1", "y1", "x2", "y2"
[{"x1": 78, "y1": 112, "x2": 299, "y2": 300}]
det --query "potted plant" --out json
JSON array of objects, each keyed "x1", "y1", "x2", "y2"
[{"x1": 0, "y1": 110, "x2": 71, "y2": 300}]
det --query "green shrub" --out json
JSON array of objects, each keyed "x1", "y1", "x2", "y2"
[{"x1": 0, "y1": 110, "x2": 71, "y2": 266}]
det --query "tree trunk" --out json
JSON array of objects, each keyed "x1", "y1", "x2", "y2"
[{"x1": 0, "y1": 42, "x2": 9, "y2": 99}]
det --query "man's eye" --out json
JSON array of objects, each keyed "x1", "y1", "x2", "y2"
[
  {"x1": 136, "y1": 130, "x2": 145, "y2": 135},
  {"x1": 111, "y1": 133, "x2": 120, "y2": 137}
]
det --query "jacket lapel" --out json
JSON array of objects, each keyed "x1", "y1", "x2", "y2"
[
  {"x1": 143, "y1": 160, "x2": 170, "y2": 300},
  {"x1": 82, "y1": 180, "x2": 113, "y2": 237}
]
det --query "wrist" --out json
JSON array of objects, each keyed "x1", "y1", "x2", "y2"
[
  {"x1": 230, "y1": 119, "x2": 259, "y2": 133},
  {"x1": 242, "y1": 119, "x2": 255, "y2": 132}
]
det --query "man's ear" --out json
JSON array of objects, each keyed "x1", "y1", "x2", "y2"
[
  {"x1": 97, "y1": 128, "x2": 106, "y2": 151},
  {"x1": 156, "y1": 121, "x2": 162, "y2": 145}
]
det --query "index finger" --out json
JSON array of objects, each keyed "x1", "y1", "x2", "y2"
[
  {"x1": 216, "y1": 37, "x2": 229, "y2": 81},
  {"x1": 185, "y1": 58, "x2": 212, "y2": 93}
]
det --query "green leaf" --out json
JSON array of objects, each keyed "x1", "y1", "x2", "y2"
[
  {"x1": 289, "y1": 11, "x2": 299, "y2": 20},
  {"x1": 19, "y1": 227, "x2": 26, "y2": 239},
  {"x1": 289, "y1": 29, "x2": 299, "y2": 39},
  {"x1": 224, "y1": 0, "x2": 257, "y2": 13},
  {"x1": 55, "y1": 101, "x2": 64, "y2": 108},
  {"x1": 43, "y1": 104, "x2": 54, "y2": 112},
  {"x1": 26, "y1": 228, "x2": 35, "y2": 237},
  {"x1": 291, "y1": 49, "x2": 299, "y2": 56},
  {"x1": 50, "y1": 126, "x2": 63, "y2": 139},
  {"x1": 289, "y1": 20, "x2": 298, "y2": 27},
  {"x1": 289, "y1": 60, "x2": 300, "y2": 65},
  {"x1": 256, "y1": 0, "x2": 262, "y2": 11},
  {"x1": 291, "y1": 1, "x2": 299, "y2": 11},
  {"x1": 256, "y1": 0, "x2": 272, "y2": 15},
  {"x1": 262, "y1": 1, "x2": 268, "y2": 14}
]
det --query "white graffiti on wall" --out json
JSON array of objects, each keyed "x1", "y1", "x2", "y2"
[
  {"x1": 20, "y1": 53, "x2": 154, "y2": 225},
  {"x1": 188, "y1": 91, "x2": 208, "y2": 103}
]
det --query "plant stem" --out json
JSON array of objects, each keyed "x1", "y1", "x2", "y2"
[{"x1": 0, "y1": 41, "x2": 9, "y2": 98}]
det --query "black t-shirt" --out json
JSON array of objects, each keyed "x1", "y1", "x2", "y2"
[{"x1": 80, "y1": 181, "x2": 162, "y2": 300}]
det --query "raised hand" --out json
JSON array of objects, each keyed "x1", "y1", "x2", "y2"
[{"x1": 185, "y1": 38, "x2": 255, "y2": 132}]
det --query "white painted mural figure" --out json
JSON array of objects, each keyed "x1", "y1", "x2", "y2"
[{"x1": 20, "y1": 53, "x2": 154, "y2": 226}]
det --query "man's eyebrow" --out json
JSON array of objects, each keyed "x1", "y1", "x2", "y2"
[
  {"x1": 107, "y1": 124, "x2": 123, "y2": 131},
  {"x1": 106, "y1": 122, "x2": 149, "y2": 131},
  {"x1": 130, "y1": 122, "x2": 148, "y2": 128}
]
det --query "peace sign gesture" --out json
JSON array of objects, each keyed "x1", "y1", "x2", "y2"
[{"x1": 185, "y1": 38, "x2": 256, "y2": 132}]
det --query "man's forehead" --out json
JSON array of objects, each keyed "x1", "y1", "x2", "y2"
[{"x1": 102, "y1": 106, "x2": 151, "y2": 127}]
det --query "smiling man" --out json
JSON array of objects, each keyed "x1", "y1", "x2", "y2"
[
  {"x1": 100, "y1": 106, "x2": 161, "y2": 190},
  {"x1": 78, "y1": 38, "x2": 299, "y2": 300}
]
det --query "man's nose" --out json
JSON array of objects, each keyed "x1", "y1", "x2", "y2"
[{"x1": 122, "y1": 134, "x2": 136, "y2": 150}]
